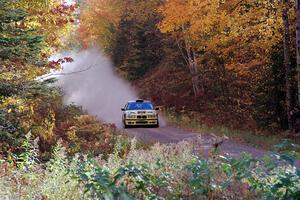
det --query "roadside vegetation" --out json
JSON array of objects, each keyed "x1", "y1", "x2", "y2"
[
  {"x1": 162, "y1": 108, "x2": 298, "y2": 150},
  {"x1": 1, "y1": 135, "x2": 300, "y2": 199},
  {"x1": 0, "y1": 0, "x2": 125, "y2": 160}
]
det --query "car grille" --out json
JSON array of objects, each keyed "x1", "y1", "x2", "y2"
[
  {"x1": 137, "y1": 115, "x2": 147, "y2": 119},
  {"x1": 136, "y1": 121, "x2": 147, "y2": 124}
]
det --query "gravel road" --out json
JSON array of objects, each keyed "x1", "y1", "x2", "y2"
[{"x1": 125, "y1": 126, "x2": 300, "y2": 167}]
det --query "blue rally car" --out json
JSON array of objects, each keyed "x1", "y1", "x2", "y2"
[{"x1": 121, "y1": 99, "x2": 159, "y2": 128}]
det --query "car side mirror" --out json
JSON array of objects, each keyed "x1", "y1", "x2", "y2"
[
  {"x1": 121, "y1": 108, "x2": 125, "y2": 111},
  {"x1": 155, "y1": 107, "x2": 159, "y2": 110}
]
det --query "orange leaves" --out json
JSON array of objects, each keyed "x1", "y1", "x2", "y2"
[
  {"x1": 78, "y1": 0, "x2": 123, "y2": 52},
  {"x1": 158, "y1": 0, "x2": 191, "y2": 33},
  {"x1": 158, "y1": 0, "x2": 282, "y2": 72},
  {"x1": 50, "y1": 3, "x2": 78, "y2": 15},
  {"x1": 152, "y1": 0, "x2": 288, "y2": 129},
  {"x1": 48, "y1": 57, "x2": 74, "y2": 69},
  {"x1": 63, "y1": 115, "x2": 114, "y2": 155},
  {"x1": 158, "y1": 0, "x2": 226, "y2": 42}
]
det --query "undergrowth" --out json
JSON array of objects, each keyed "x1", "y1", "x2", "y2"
[
  {"x1": 0, "y1": 133, "x2": 300, "y2": 200},
  {"x1": 162, "y1": 108, "x2": 290, "y2": 150}
]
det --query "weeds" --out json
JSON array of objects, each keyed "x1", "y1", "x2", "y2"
[
  {"x1": 0, "y1": 135, "x2": 299, "y2": 200},
  {"x1": 162, "y1": 108, "x2": 285, "y2": 150}
]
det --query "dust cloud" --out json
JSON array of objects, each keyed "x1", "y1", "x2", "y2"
[
  {"x1": 53, "y1": 48, "x2": 138, "y2": 127},
  {"x1": 49, "y1": 47, "x2": 166, "y2": 127}
]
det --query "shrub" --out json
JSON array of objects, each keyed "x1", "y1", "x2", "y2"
[
  {"x1": 0, "y1": 136, "x2": 299, "y2": 200},
  {"x1": 0, "y1": 136, "x2": 82, "y2": 200},
  {"x1": 64, "y1": 115, "x2": 115, "y2": 156}
]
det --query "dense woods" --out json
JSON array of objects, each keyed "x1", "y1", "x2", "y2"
[
  {"x1": 78, "y1": 0, "x2": 300, "y2": 133},
  {"x1": 1, "y1": 0, "x2": 300, "y2": 199},
  {"x1": 0, "y1": 0, "x2": 120, "y2": 158}
]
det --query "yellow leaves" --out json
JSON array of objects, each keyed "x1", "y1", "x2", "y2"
[
  {"x1": 190, "y1": 0, "x2": 222, "y2": 31},
  {"x1": 30, "y1": 105, "x2": 34, "y2": 115},
  {"x1": 75, "y1": 115, "x2": 105, "y2": 135},
  {"x1": 79, "y1": 0, "x2": 123, "y2": 51},
  {"x1": 13, "y1": 0, "x2": 77, "y2": 54},
  {"x1": 158, "y1": 0, "x2": 192, "y2": 33},
  {"x1": 159, "y1": 0, "x2": 283, "y2": 74},
  {"x1": 159, "y1": 0, "x2": 222, "y2": 34},
  {"x1": 1, "y1": 92, "x2": 59, "y2": 143},
  {"x1": 38, "y1": 110, "x2": 56, "y2": 141},
  {"x1": 24, "y1": 106, "x2": 57, "y2": 142},
  {"x1": 1, "y1": 97, "x2": 27, "y2": 113},
  {"x1": 66, "y1": 126, "x2": 77, "y2": 141},
  {"x1": 62, "y1": 114, "x2": 114, "y2": 155},
  {"x1": 159, "y1": 0, "x2": 234, "y2": 53},
  {"x1": 12, "y1": 0, "x2": 55, "y2": 12},
  {"x1": 0, "y1": 64, "x2": 47, "y2": 83}
]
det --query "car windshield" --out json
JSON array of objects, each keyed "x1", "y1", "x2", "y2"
[{"x1": 127, "y1": 102, "x2": 154, "y2": 110}]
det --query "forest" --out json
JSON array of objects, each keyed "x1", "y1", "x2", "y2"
[
  {"x1": 77, "y1": 0, "x2": 300, "y2": 133},
  {"x1": 0, "y1": 0, "x2": 300, "y2": 199}
]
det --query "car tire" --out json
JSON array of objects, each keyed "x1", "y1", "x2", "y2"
[
  {"x1": 123, "y1": 122, "x2": 129, "y2": 129},
  {"x1": 153, "y1": 121, "x2": 159, "y2": 128}
]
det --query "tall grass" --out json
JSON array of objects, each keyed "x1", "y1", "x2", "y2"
[
  {"x1": 162, "y1": 108, "x2": 283, "y2": 150},
  {"x1": 0, "y1": 134, "x2": 299, "y2": 199}
]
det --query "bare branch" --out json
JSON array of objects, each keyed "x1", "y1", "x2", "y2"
[{"x1": 39, "y1": 65, "x2": 96, "y2": 80}]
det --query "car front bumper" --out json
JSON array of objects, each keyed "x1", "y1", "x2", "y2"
[{"x1": 124, "y1": 119, "x2": 158, "y2": 126}]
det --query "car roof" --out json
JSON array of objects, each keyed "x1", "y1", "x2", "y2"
[{"x1": 127, "y1": 100, "x2": 152, "y2": 103}]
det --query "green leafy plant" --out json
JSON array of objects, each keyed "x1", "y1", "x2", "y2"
[
  {"x1": 76, "y1": 159, "x2": 132, "y2": 200},
  {"x1": 15, "y1": 132, "x2": 39, "y2": 171}
]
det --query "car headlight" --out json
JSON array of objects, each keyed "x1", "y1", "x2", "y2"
[
  {"x1": 148, "y1": 114, "x2": 157, "y2": 118},
  {"x1": 126, "y1": 113, "x2": 136, "y2": 119}
]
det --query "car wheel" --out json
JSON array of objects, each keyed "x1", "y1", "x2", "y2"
[
  {"x1": 153, "y1": 121, "x2": 159, "y2": 128},
  {"x1": 124, "y1": 122, "x2": 129, "y2": 129}
]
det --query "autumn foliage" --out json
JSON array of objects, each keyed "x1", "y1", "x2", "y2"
[
  {"x1": 77, "y1": 0, "x2": 294, "y2": 131},
  {"x1": 1, "y1": 1, "x2": 300, "y2": 199},
  {"x1": 1, "y1": 0, "x2": 300, "y2": 156},
  {"x1": 0, "y1": 0, "x2": 118, "y2": 158}
]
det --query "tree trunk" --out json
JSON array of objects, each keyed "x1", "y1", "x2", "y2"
[
  {"x1": 283, "y1": 0, "x2": 292, "y2": 130},
  {"x1": 191, "y1": 48, "x2": 202, "y2": 96},
  {"x1": 295, "y1": 0, "x2": 300, "y2": 105},
  {"x1": 184, "y1": 38, "x2": 201, "y2": 96},
  {"x1": 176, "y1": 25, "x2": 202, "y2": 96}
]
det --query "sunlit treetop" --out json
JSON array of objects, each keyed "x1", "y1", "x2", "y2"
[{"x1": 158, "y1": 0, "x2": 282, "y2": 73}]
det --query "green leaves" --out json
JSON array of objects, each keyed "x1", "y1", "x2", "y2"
[
  {"x1": 185, "y1": 147, "x2": 300, "y2": 200},
  {"x1": 76, "y1": 159, "x2": 135, "y2": 200},
  {"x1": 15, "y1": 132, "x2": 39, "y2": 171},
  {"x1": 0, "y1": 0, "x2": 44, "y2": 63},
  {"x1": 1, "y1": 137, "x2": 300, "y2": 199},
  {"x1": 0, "y1": 8, "x2": 27, "y2": 23},
  {"x1": 187, "y1": 159, "x2": 213, "y2": 197},
  {"x1": 115, "y1": 162, "x2": 152, "y2": 193}
]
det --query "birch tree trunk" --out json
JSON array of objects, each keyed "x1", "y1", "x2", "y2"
[
  {"x1": 182, "y1": 36, "x2": 201, "y2": 96},
  {"x1": 283, "y1": 0, "x2": 292, "y2": 130},
  {"x1": 176, "y1": 25, "x2": 202, "y2": 97},
  {"x1": 191, "y1": 48, "x2": 201, "y2": 96}
]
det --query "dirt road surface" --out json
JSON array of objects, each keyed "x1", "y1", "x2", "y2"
[{"x1": 126, "y1": 126, "x2": 300, "y2": 167}]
